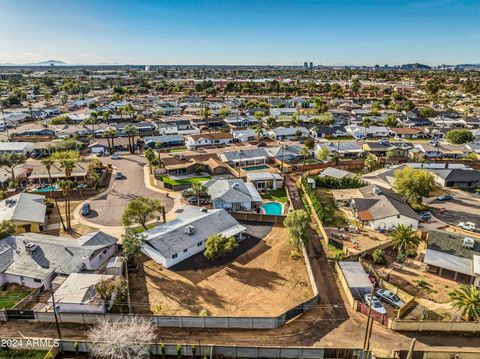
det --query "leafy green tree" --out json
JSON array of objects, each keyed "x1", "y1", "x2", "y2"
[
  {"x1": 122, "y1": 231, "x2": 145, "y2": 265},
  {"x1": 383, "y1": 115, "x2": 398, "y2": 128},
  {"x1": 419, "y1": 107, "x2": 437, "y2": 118},
  {"x1": 0, "y1": 220, "x2": 16, "y2": 239},
  {"x1": 446, "y1": 129, "x2": 474, "y2": 144},
  {"x1": 394, "y1": 166, "x2": 436, "y2": 203},
  {"x1": 391, "y1": 224, "x2": 419, "y2": 256},
  {"x1": 283, "y1": 210, "x2": 310, "y2": 252},
  {"x1": 364, "y1": 153, "x2": 380, "y2": 172},
  {"x1": 204, "y1": 233, "x2": 238, "y2": 260},
  {"x1": 304, "y1": 137, "x2": 315, "y2": 150},
  {"x1": 50, "y1": 115, "x2": 69, "y2": 125},
  {"x1": 449, "y1": 285, "x2": 480, "y2": 321},
  {"x1": 362, "y1": 117, "x2": 372, "y2": 138},
  {"x1": 317, "y1": 146, "x2": 330, "y2": 161},
  {"x1": 122, "y1": 197, "x2": 164, "y2": 230}
]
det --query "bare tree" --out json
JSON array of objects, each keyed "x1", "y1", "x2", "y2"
[{"x1": 88, "y1": 316, "x2": 155, "y2": 359}]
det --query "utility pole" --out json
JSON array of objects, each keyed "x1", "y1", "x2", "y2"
[
  {"x1": 50, "y1": 289, "x2": 63, "y2": 340},
  {"x1": 1, "y1": 104, "x2": 9, "y2": 140},
  {"x1": 362, "y1": 285, "x2": 375, "y2": 357}
]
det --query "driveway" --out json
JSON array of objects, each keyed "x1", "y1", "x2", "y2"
[
  {"x1": 83, "y1": 154, "x2": 174, "y2": 226},
  {"x1": 426, "y1": 189, "x2": 480, "y2": 228}
]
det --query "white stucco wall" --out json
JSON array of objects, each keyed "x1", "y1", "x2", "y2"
[{"x1": 370, "y1": 215, "x2": 419, "y2": 230}]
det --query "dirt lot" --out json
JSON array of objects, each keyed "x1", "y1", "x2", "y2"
[{"x1": 129, "y1": 223, "x2": 313, "y2": 316}]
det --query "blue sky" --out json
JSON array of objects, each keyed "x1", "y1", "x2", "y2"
[{"x1": 1, "y1": 0, "x2": 479, "y2": 65}]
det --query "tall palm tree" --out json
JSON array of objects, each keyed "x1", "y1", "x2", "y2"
[
  {"x1": 103, "y1": 128, "x2": 118, "y2": 154},
  {"x1": 102, "y1": 110, "x2": 112, "y2": 125},
  {"x1": 254, "y1": 125, "x2": 263, "y2": 148},
  {"x1": 191, "y1": 183, "x2": 207, "y2": 207},
  {"x1": 449, "y1": 285, "x2": 480, "y2": 321},
  {"x1": 300, "y1": 146, "x2": 310, "y2": 166},
  {"x1": 155, "y1": 141, "x2": 163, "y2": 168},
  {"x1": 391, "y1": 224, "x2": 419, "y2": 255},
  {"x1": 362, "y1": 116, "x2": 372, "y2": 139},
  {"x1": 144, "y1": 148, "x2": 156, "y2": 174},
  {"x1": 41, "y1": 157, "x2": 66, "y2": 231},
  {"x1": 57, "y1": 179, "x2": 74, "y2": 230},
  {"x1": 124, "y1": 125, "x2": 139, "y2": 153}
]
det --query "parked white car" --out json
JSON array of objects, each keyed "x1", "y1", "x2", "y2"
[
  {"x1": 458, "y1": 222, "x2": 476, "y2": 231},
  {"x1": 376, "y1": 288, "x2": 405, "y2": 308},
  {"x1": 364, "y1": 294, "x2": 387, "y2": 315}
]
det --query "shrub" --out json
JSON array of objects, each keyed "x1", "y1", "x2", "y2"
[
  {"x1": 315, "y1": 175, "x2": 366, "y2": 189},
  {"x1": 302, "y1": 177, "x2": 325, "y2": 221},
  {"x1": 372, "y1": 249, "x2": 386, "y2": 264}
]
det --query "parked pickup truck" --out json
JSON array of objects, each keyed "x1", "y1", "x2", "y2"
[{"x1": 458, "y1": 222, "x2": 476, "y2": 231}]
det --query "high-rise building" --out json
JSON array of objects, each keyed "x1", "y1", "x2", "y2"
[
  {"x1": 303, "y1": 62, "x2": 308, "y2": 69},
  {"x1": 309, "y1": 62, "x2": 313, "y2": 70}
]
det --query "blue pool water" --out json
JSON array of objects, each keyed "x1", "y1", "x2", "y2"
[
  {"x1": 34, "y1": 185, "x2": 59, "y2": 193},
  {"x1": 243, "y1": 165, "x2": 270, "y2": 172},
  {"x1": 261, "y1": 202, "x2": 283, "y2": 215}
]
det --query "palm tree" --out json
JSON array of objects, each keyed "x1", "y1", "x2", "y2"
[
  {"x1": 362, "y1": 116, "x2": 372, "y2": 139},
  {"x1": 103, "y1": 128, "x2": 118, "y2": 154},
  {"x1": 190, "y1": 183, "x2": 207, "y2": 207},
  {"x1": 102, "y1": 110, "x2": 112, "y2": 125},
  {"x1": 57, "y1": 179, "x2": 74, "y2": 230},
  {"x1": 124, "y1": 125, "x2": 139, "y2": 153},
  {"x1": 155, "y1": 141, "x2": 163, "y2": 168},
  {"x1": 41, "y1": 157, "x2": 66, "y2": 231},
  {"x1": 391, "y1": 224, "x2": 419, "y2": 255},
  {"x1": 449, "y1": 285, "x2": 480, "y2": 321},
  {"x1": 254, "y1": 125, "x2": 263, "y2": 148},
  {"x1": 300, "y1": 146, "x2": 310, "y2": 166},
  {"x1": 144, "y1": 148, "x2": 156, "y2": 174}
]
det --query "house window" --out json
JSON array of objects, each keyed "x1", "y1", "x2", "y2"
[
  {"x1": 172, "y1": 253, "x2": 177, "y2": 259},
  {"x1": 197, "y1": 241, "x2": 202, "y2": 247},
  {"x1": 183, "y1": 248, "x2": 188, "y2": 253},
  {"x1": 397, "y1": 214, "x2": 400, "y2": 218},
  {"x1": 33, "y1": 279, "x2": 41, "y2": 283}
]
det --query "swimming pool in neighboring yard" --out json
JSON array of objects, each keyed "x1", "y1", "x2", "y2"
[
  {"x1": 261, "y1": 202, "x2": 283, "y2": 215},
  {"x1": 34, "y1": 185, "x2": 59, "y2": 193},
  {"x1": 243, "y1": 165, "x2": 270, "y2": 172}
]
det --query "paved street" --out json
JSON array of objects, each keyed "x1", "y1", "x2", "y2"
[
  {"x1": 426, "y1": 189, "x2": 480, "y2": 228},
  {"x1": 83, "y1": 154, "x2": 174, "y2": 226}
]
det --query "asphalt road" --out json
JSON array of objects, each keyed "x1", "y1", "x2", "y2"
[
  {"x1": 427, "y1": 189, "x2": 480, "y2": 228},
  {"x1": 83, "y1": 154, "x2": 173, "y2": 226}
]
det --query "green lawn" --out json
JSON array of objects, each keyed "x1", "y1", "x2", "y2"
[
  {"x1": 131, "y1": 223, "x2": 156, "y2": 234},
  {"x1": 315, "y1": 188, "x2": 349, "y2": 227},
  {"x1": 261, "y1": 188, "x2": 288, "y2": 203},
  {"x1": 0, "y1": 287, "x2": 31, "y2": 310},
  {"x1": 160, "y1": 175, "x2": 211, "y2": 186},
  {"x1": 167, "y1": 146, "x2": 187, "y2": 153},
  {"x1": 0, "y1": 350, "x2": 47, "y2": 359}
]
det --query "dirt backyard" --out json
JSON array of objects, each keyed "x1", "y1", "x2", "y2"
[{"x1": 129, "y1": 223, "x2": 314, "y2": 316}]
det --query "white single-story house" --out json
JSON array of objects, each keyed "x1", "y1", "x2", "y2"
[
  {"x1": 0, "y1": 142, "x2": 34, "y2": 155},
  {"x1": 0, "y1": 231, "x2": 117, "y2": 289},
  {"x1": 246, "y1": 172, "x2": 284, "y2": 190},
  {"x1": 141, "y1": 206, "x2": 247, "y2": 268},
  {"x1": 185, "y1": 133, "x2": 233, "y2": 149}
]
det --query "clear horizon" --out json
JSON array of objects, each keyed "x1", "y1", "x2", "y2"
[{"x1": 1, "y1": 0, "x2": 479, "y2": 66}]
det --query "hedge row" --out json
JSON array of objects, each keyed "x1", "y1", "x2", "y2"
[{"x1": 301, "y1": 177, "x2": 325, "y2": 222}]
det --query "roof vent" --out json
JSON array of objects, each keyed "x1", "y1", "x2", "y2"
[
  {"x1": 200, "y1": 207, "x2": 208, "y2": 213},
  {"x1": 232, "y1": 182, "x2": 240, "y2": 190},
  {"x1": 463, "y1": 237, "x2": 475, "y2": 249},
  {"x1": 186, "y1": 225, "x2": 195, "y2": 235},
  {"x1": 5, "y1": 199, "x2": 16, "y2": 207},
  {"x1": 372, "y1": 185, "x2": 382, "y2": 195},
  {"x1": 25, "y1": 242, "x2": 38, "y2": 254}
]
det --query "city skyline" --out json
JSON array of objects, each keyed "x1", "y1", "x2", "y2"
[{"x1": 1, "y1": 0, "x2": 480, "y2": 66}]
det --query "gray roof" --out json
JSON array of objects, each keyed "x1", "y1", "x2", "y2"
[
  {"x1": 432, "y1": 169, "x2": 480, "y2": 182},
  {"x1": 143, "y1": 206, "x2": 246, "y2": 258},
  {"x1": 0, "y1": 231, "x2": 117, "y2": 280},
  {"x1": 144, "y1": 135, "x2": 185, "y2": 144},
  {"x1": 246, "y1": 172, "x2": 282, "y2": 181},
  {"x1": 424, "y1": 230, "x2": 480, "y2": 276},
  {"x1": 54, "y1": 273, "x2": 114, "y2": 305},
  {"x1": 204, "y1": 179, "x2": 262, "y2": 204},
  {"x1": 0, "y1": 193, "x2": 46, "y2": 223},
  {"x1": 220, "y1": 148, "x2": 270, "y2": 162},
  {"x1": 353, "y1": 185, "x2": 418, "y2": 221}
]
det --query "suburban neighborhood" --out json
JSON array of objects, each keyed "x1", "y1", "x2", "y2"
[{"x1": 2, "y1": 4, "x2": 480, "y2": 355}]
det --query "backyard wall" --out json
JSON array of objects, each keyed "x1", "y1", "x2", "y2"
[{"x1": 230, "y1": 211, "x2": 286, "y2": 224}]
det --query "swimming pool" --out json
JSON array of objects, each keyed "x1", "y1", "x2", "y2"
[
  {"x1": 243, "y1": 165, "x2": 270, "y2": 172},
  {"x1": 34, "y1": 185, "x2": 60, "y2": 193},
  {"x1": 261, "y1": 202, "x2": 283, "y2": 215}
]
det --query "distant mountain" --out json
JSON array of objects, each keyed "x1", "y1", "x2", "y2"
[
  {"x1": 25, "y1": 60, "x2": 68, "y2": 66},
  {"x1": 400, "y1": 63, "x2": 431, "y2": 70}
]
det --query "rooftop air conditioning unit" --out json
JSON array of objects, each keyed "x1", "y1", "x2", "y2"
[
  {"x1": 372, "y1": 186, "x2": 382, "y2": 195},
  {"x1": 232, "y1": 182, "x2": 240, "y2": 190},
  {"x1": 25, "y1": 242, "x2": 38, "y2": 253},
  {"x1": 463, "y1": 237, "x2": 475, "y2": 249},
  {"x1": 186, "y1": 225, "x2": 195, "y2": 235}
]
